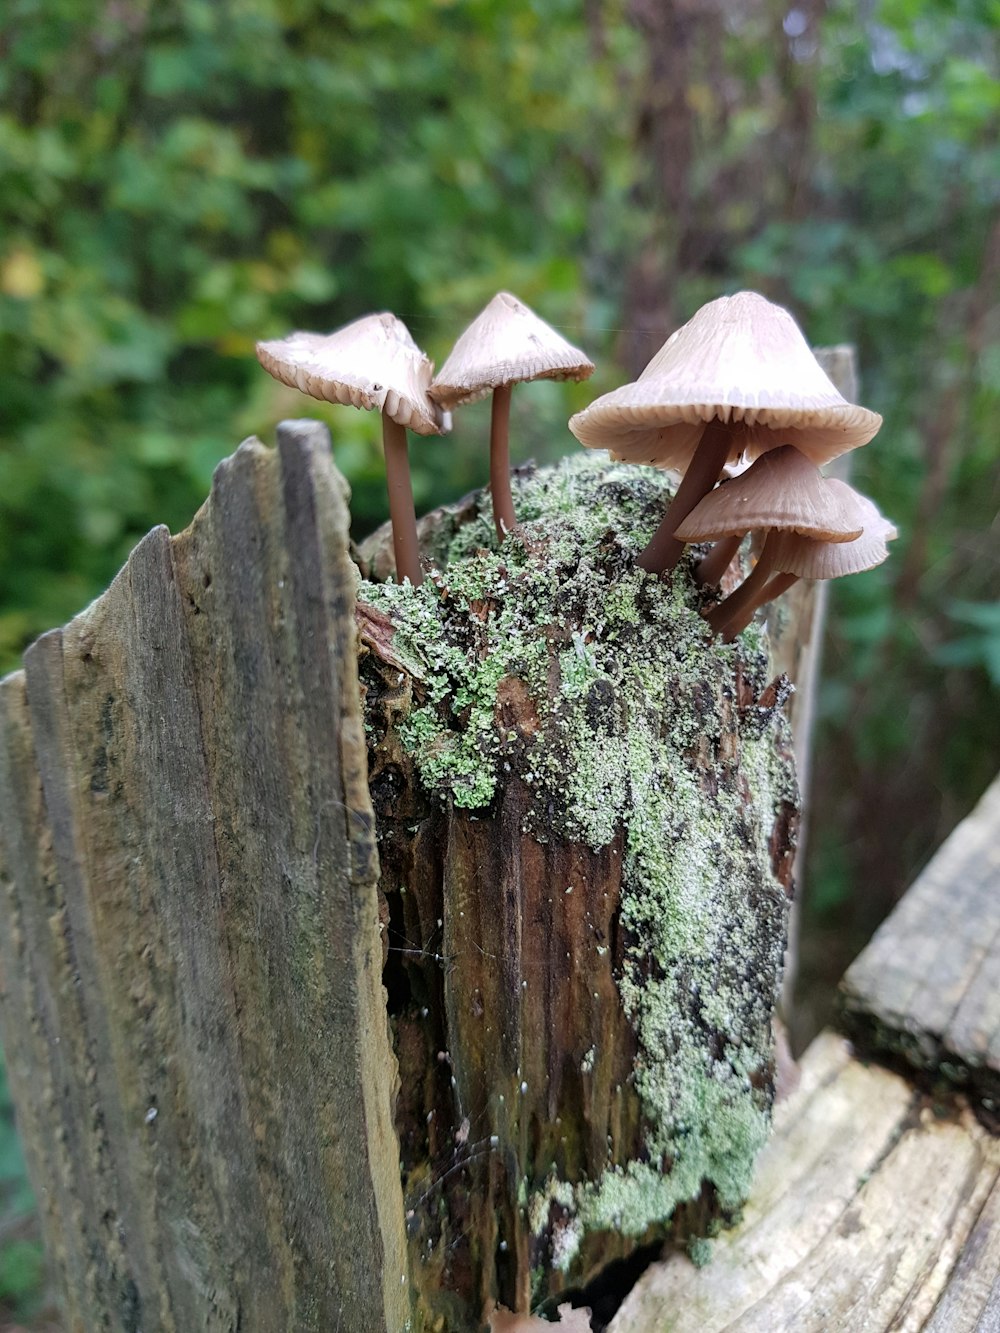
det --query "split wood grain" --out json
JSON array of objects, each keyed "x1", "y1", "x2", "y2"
[
  {"x1": 0, "y1": 421, "x2": 409, "y2": 1332},
  {"x1": 841, "y1": 770, "x2": 1000, "y2": 1123},
  {"x1": 610, "y1": 1032, "x2": 1000, "y2": 1333}
]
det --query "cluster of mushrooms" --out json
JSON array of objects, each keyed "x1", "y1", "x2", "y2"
[{"x1": 256, "y1": 290, "x2": 896, "y2": 641}]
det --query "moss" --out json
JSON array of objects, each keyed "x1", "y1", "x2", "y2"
[{"x1": 361, "y1": 452, "x2": 795, "y2": 1266}]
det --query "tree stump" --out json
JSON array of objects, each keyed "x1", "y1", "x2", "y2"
[
  {"x1": 359, "y1": 454, "x2": 798, "y2": 1322},
  {"x1": 0, "y1": 425, "x2": 798, "y2": 1331}
]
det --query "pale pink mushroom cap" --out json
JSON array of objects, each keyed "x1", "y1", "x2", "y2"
[
  {"x1": 768, "y1": 485, "x2": 898, "y2": 579},
  {"x1": 568, "y1": 291, "x2": 882, "y2": 469},
  {"x1": 674, "y1": 446, "x2": 867, "y2": 544},
  {"x1": 256, "y1": 312, "x2": 445, "y2": 436},
  {"x1": 429, "y1": 292, "x2": 594, "y2": 409}
]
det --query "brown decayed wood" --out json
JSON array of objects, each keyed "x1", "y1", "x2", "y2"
[
  {"x1": 360, "y1": 561, "x2": 797, "y2": 1325},
  {"x1": 0, "y1": 421, "x2": 409, "y2": 1331}
]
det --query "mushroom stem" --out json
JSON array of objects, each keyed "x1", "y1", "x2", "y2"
[
  {"x1": 705, "y1": 531, "x2": 778, "y2": 636},
  {"x1": 697, "y1": 532, "x2": 745, "y2": 586},
  {"x1": 720, "y1": 571, "x2": 800, "y2": 641},
  {"x1": 490, "y1": 383, "x2": 518, "y2": 541},
  {"x1": 637, "y1": 418, "x2": 733, "y2": 574},
  {"x1": 382, "y1": 415, "x2": 423, "y2": 587}
]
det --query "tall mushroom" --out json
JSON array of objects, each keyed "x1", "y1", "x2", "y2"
[
  {"x1": 429, "y1": 292, "x2": 594, "y2": 541},
  {"x1": 717, "y1": 488, "x2": 898, "y2": 640},
  {"x1": 568, "y1": 292, "x2": 881, "y2": 574},
  {"x1": 257, "y1": 313, "x2": 445, "y2": 586}
]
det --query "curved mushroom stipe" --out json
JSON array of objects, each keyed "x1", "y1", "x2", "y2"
[
  {"x1": 382, "y1": 416, "x2": 423, "y2": 586},
  {"x1": 697, "y1": 532, "x2": 745, "y2": 586},
  {"x1": 636, "y1": 419, "x2": 733, "y2": 574},
  {"x1": 720, "y1": 570, "x2": 799, "y2": 641},
  {"x1": 704, "y1": 531, "x2": 779, "y2": 635},
  {"x1": 489, "y1": 383, "x2": 518, "y2": 540}
]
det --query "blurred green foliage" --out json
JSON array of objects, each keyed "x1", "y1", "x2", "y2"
[
  {"x1": 0, "y1": 0, "x2": 998, "y2": 1315},
  {"x1": 0, "y1": 0, "x2": 640, "y2": 665}
]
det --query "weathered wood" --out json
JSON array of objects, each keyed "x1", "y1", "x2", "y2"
[
  {"x1": 766, "y1": 346, "x2": 856, "y2": 755},
  {"x1": 611, "y1": 1031, "x2": 1000, "y2": 1332},
  {"x1": 841, "y1": 770, "x2": 1000, "y2": 1126},
  {"x1": 0, "y1": 673, "x2": 141, "y2": 1328},
  {"x1": 0, "y1": 421, "x2": 409, "y2": 1331}
]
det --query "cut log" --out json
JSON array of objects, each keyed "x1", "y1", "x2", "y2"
[{"x1": 841, "y1": 770, "x2": 1000, "y2": 1127}]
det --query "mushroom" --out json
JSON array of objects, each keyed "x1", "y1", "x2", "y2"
[
  {"x1": 429, "y1": 292, "x2": 594, "y2": 541},
  {"x1": 671, "y1": 447, "x2": 867, "y2": 636},
  {"x1": 677, "y1": 445, "x2": 864, "y2": 610},
  {"x1": 257, "y1": 312, "x2": 445, "y2": 586},
  {"x1": 718, "y1": 488, "x2": 898, "y2": 640},
  {"x1": 568, "y1": 291, "x2": 881, "y2": 574}
]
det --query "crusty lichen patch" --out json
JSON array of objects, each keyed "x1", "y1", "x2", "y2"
[{"x1": 361, "y1": 452, "x2": 796, "y2": 1275}]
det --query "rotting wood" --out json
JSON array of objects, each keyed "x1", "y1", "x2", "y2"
[
  {"x1": 841, "y1": 770, "x2": 1000, "y2": 1128},
  {"x1": 610, "y1": 1031, "x2": 1000, "y2": 1333},
  {"x1": 1, "y1": 413, "x2": 882, "y2": 1332},
  {"x1": 358, "y1": 453, "x2": 798, "y2": 1326},
  {"x1": 0, "y1": 420, "x2": 409, "y2": 1332}
]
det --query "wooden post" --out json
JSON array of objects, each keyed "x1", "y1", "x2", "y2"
[
  {"x1": 0, "y1": 422, "x2": 409, "y2": 1331},
  {"x1": 358, "y1": 452, "x2": 798, "y2": 1322},
  {"x1": 768, "y1": 345, "x2": 860, "y2": 1023}
]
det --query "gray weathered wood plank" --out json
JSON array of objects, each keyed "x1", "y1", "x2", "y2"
[
  {"x1": 610, "y1": 1032, "x2": 1000, "y2": 1333},
  {"x1": 0, "y1": 421, "x2": 409, "y2": 1331},
  {"x1": 841, "y1": 770, "x2": 1000, "y2": 1122},
  {"x1": 0, "y1": 671, "x2": 140, "y2": 1328}
]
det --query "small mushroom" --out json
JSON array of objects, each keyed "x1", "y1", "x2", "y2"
[
  {"x1": 257, "y1": 313, "x2": 446, "y2": 586},
  {"x1": 672, "y1": 447, "x2": 867, "y2": 636},
  {"x1": 718, "y1": 487, "x2": 898, "y2": 639},
  {"x1": 568, "y1": 292, "x2": 881, "y2": 574},
  {"x1": 430, "y1": 292, "x2": 594, "y2": 541},
  {"x1": 682, "y1": 442, "x2": 869, "y2": 594}
]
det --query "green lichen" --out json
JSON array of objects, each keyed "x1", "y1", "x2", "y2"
[
  {"x1": 361, "y1": 452, "x2": 796, "y2": 1268},
  {"x1": 688, "y1": 1237, "x2": 714, "y2": 1268}
]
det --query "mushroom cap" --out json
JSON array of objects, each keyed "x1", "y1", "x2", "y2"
[
  {"x1": 769, "y1": 485, "x2": 898, "y2": 579},
  {"x1": 674, "y1": 445, "x2": 867, "y2": 543},
  {"x1": 429, "y1": 292, "x2": 594, "y2": 409},
  {"x1": 568, "y1": 291, "x2": 882, "y2": 468},
  {"x1": 256, "y1": 313, "x2": 445, "y2": 435}
]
